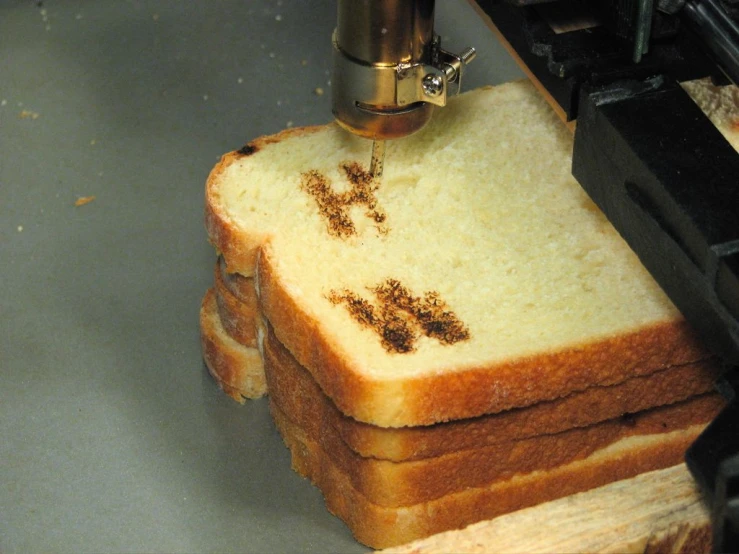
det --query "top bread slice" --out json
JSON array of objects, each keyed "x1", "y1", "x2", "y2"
[{"x1": 205, "y1": 80, "x2": 711, "y2": 427}]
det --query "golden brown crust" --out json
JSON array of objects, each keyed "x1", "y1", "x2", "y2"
[
  {"x1": 199, "y1": 288, "x2": 266, "y2": 401},
  {"x1": 271, "y1": 400, "x2": 705, "y2": 548},
  {"x1": 257, "y1": 242, "x2": 709, "y2": 426},
  {"x1": 217, "y1": 255, "x2": 257, "y2": 304},
  {"x1": 268, "y1": 341, "x2": 723, "y2": 507},
  {"x1": 263, "y1": 324, "x2": 721, "y2": 461},
  {"x1": 213, "y1": 257, "x2": 259, "y2": 347}
]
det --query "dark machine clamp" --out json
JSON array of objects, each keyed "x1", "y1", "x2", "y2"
[{"x1": 471, "y1": 0, "x2": 739, "y2": 548}]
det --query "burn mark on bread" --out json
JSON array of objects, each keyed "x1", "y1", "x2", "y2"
[
  {"x1": 328, "y1": 279, "x2": 469, "y2": 353},
  {"x1": 376, "y1": 280, "x2": 471, "y2": 346},
  {"x1": 236, "y1": 143, "x2": 258, "y2": 157},
  {"x1": 302, "y1": 170, "x2": 356, "y2": 238},
  {"x1": 301, "y1": 162, "x2": 387, "y2": 238}
]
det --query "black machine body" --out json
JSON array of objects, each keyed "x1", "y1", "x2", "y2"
[{"x1": 470, "y1": 0, "x2": 739, "y2": 549}]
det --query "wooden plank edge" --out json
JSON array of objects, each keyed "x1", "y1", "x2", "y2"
[
  {"x1": 378, "y1": 463, "x2": 711, "y2": 554},
  {"x1": 467, "y1": 0, "x2": 577, "y2": 135}
]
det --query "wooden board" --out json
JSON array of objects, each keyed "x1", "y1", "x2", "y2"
[
  {"x1": 379, "y1": 464, "x2": 712, "y2": 554},
  {"x1": 467, "y1": 0, "x2": 577, "y2": 134}
]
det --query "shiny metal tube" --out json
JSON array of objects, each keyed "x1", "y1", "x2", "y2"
[
  {"x1": 332, "y1": 0, "x2": 437, "y2": 139},
  {"x1": 337, "y1": 0, "x2": 434, "y2": 64}
]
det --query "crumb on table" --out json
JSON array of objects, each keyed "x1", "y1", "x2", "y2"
[{"x1": 75, "y1": 196, "x2": 96, "y2": 207}]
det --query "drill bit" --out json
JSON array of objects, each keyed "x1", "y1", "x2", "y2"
[{"x1": 370, "y1": 139, "x2": 385, "y2": 179}]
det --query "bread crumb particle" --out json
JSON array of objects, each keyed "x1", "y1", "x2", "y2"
[
  {"x1": 314, "y1": 87, "x2": 324, "y2": 96},
  {"x1": 75, "y1": 196, "x2": 96, "y2": 207},
  {"x1": 17, "y1": 225, "x2": 23, "y2": 233},
  {"x1": 275, "y1": 14, "x2": 282, "y2": 21},
  {"x1": 153, "y1": 13, "x2": 159, "y2": 21},
  {"x1": 19, "y1": 110, "x2": 39, "y2": 119},
  {"x1": 301, "y1": 59, "x2": 308, "y2": 66}
]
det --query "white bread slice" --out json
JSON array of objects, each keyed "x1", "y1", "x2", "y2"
[
  {"x1": 199, "y1": 288, "x2": 266, "y2": 402},
  {"x1": 205, "y1": 80, "x2": 710, "y2": 426},
  {"x1": 271, "y1": 398, "x2": 709, "y2": 549},
  {"x1": 263, "y1": 321, "x2": 721, "y2": 461}
]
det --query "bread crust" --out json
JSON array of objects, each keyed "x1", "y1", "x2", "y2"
[
  {"x1": 271, "y1": 399, "x2": 706, "y2": 548},
  {"x1": 268, "y1": 331, "x2": 723, "y2": 507},
  {"x1": 213, "y1": 257, "x2": 259, "y2": 347},
  {"x1": 277, "y1": 386, "x2": 721, "y2": 507},
  {"x1": 217, "y1": 255, "x2": 257, "y2": 304},
  {"x1": 263, "y1": 323, "x2": 721, "y2": 460},
  {"x1": 199, "y1": 288, "x2": 266, "y2": 401},
  {"x1": 204, "y1": 126, "x2": 324, "y2": 278},
  {"x1": 258, "y1": 241, "x2": 708, "y2": 426}
]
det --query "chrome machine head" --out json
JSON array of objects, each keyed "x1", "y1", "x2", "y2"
[{"x1": 331, "y1": 0, "x2": 475, "y2": 175}]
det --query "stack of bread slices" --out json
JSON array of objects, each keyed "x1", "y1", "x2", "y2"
[{"x1": 199, "y1": 80, "x2": 735, "y2": 548}]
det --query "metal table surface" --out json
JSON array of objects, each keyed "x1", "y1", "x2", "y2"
[{"x1": 0, "y1": 1, "x2": 521, "y2": 552}]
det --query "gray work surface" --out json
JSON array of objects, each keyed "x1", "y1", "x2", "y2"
[{"x1": 0, "y1": 1, "x2": 522, "y2": 552}]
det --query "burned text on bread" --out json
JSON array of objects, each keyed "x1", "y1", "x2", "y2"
[
  {"x1": 328, "y1": 279, "x2": 470, "y2": 353},
  {"x1": 301, "y1": 162, "x2": 387, "y2": 238}
]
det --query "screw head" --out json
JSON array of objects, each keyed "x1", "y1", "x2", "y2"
[{"x1": 422, "y1": 74, "x2": 444, "y2": 97}]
